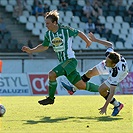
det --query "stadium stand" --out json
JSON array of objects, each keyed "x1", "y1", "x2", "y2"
[{"x1": 0, "y1": 0, "x2": 132, "y2": 62}]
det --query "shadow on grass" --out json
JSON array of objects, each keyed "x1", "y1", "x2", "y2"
[
  {"x1": 95, "y1": 116, "x2": 123, "y2": 121},
  {"x1": 23, "y1": 116, "x2": 123, "y2": 125},
  {"x1": 23, "y1": 116, "x2": 74, "y2": 124}
]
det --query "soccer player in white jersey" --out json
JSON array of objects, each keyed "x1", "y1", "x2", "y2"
[
  {"x1": 22, "y1": 10, "x2": 100, "y2": 105},
  {"x1": 62, "y1": 32, "x2": 128, "y2": 116}
]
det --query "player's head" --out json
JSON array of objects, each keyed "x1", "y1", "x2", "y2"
[
  {"x1": 45, "y1": 10, "x2": 59, "y2": 31},
  {"x1": 105, "y1": 52, "x2": 120, "y2": 67}
]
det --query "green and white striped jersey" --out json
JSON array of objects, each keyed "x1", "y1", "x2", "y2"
[{"x1": 42, "y1": 24, "x2": 79, "y2": 62}]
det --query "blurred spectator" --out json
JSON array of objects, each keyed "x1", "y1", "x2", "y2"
[
  {"x1": 58, "y1": 0, "x2": 70, "y2": 11},
  {"x1": 86, "y1": 0, "x2": 102, "y2": 6},
  {"x1": 94, "y1": 18, "x2": 110, "y2": 37},
  {"x1": 102, "y1": 0, "x2": 110, "y2": 7},
  {"x1": 12, "y1": 0, "x2": 23, "y2": 20},
  {"x1": 0, "y1": 17, "x2": 8, "y2": 35},
  {"x1": 95, "y1": 18, "x2": 103, "y2": 33},
  {"x1": 23, "y1": 0, "x2": 32, "y2": 13},
  {"x1": 112, "y1": 0, "x2": 123, "y2": 6},
  {"x1": 92, "y1": 2, "x2": 103, "y2": 17},
  {"x1": 44, "y1": 3, "x2": 50, "y2": 14},
  {"x1": 82, "y1": 1, "x2": 95, "y2": 18},
  {"x1": 33, "y1": 2, "x2": 45, "y2": 17},
  {"x1": 32, "y1": 2, "x2": 45, "y2": 17},
  {"x1": 128, "y1": 2, "x2": 133, "y2": 21},
  {"x1": 32, "y1": 0, "x2": 39, "y2": 8},
  {"x1": 85, "y1": 18, "x2": 95, "y2": 33},
  {"x1": 97, "y1": 24, "x2": 110, "y2": 37},
  {"x1": 94, "y1": 0, "x2": 104, "y2": 7},
  {"x1": 86, "y1": 0, "x2": 94, "y2": 6},
  {"x1": 32, "y1": 0, "x2": 39, "y2": 15}
]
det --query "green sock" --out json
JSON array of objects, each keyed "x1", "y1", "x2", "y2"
[
  {"x1": 86, "y1": 82, "x2": 99, "y2": 92},
  {"x1": 49, "y1": 80, "x2": 57, "y2": 99}
]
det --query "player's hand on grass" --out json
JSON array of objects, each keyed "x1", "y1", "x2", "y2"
[
  {"x1": 88, "y1": 32, "x2": 97, "y2": 42},
  {"x1": 99, "y1": 106, "x2": 107, "y2": 115},
  {"x1": 22, "y1": 46, "x2": 32, "y2": 54}
]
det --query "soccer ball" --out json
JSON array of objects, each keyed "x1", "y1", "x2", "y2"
[{"x1": 0, "y1": 104, "x2": 6, "y2": 117}]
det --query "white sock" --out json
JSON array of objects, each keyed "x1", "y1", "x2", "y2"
[{"x1": 111, "y1": 98, "x2": 120, "y2": 107}]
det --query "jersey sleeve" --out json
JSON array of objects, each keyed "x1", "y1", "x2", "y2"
[
  {"x1": 42, "y1": 33, "x2": 50, "y2": 47},
  {"x1": 67, "y1": 26, "x2": 79, "y2": 37}
]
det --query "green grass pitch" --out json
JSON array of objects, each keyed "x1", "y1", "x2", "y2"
[{"x1": 0, "y1": 95, "x2": 132, "y2": 133}]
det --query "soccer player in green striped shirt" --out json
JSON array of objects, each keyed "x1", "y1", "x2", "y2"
[{"x1": 22, "y1": 10, "x2": 99, "y2": 105}]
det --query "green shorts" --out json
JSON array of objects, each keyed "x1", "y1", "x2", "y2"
[{"x1": 52, "y1": 58, "x2": 81, "y2": 85}]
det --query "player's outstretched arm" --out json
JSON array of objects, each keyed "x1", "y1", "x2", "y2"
[
  {"x1": 78, "y1": 31, "x2": 92, "y2": 48},
  {"x1": 88, "y1": 32, "x2": 113, "y2": 48},
  {"x1": 22, "y1": 44, "x2": 48, "y2": 54},
  {"x1": 99, "y1": 85, "x2": 115, "y2": 115}
]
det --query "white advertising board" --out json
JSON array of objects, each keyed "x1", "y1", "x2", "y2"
[
  {"x1": 0, "y1": 72, "x2": 130, "y2": 96},
  {"x1": 0, "y1": 74, "x2": 31, "y2": 96}
]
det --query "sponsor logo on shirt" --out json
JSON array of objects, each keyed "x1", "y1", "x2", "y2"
[{"x1": 52, "y1": 37, "x2": 63, "y2": 46}]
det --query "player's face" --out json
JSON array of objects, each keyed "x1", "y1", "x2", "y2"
[
  {"x1": 45, "y1": 18, "x2": 56, "y2": 31},
  {"x1": 105, "y1": 56, "x2": 114, "y2": 67}
]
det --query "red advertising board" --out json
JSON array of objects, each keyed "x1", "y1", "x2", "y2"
[{"x1": 28, "y1": 74, "x2": 57, "y2": 95}]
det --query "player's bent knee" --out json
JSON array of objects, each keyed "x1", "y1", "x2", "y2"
[
  {"x1": 88, "y1": 69, "x2": 93, "y2": 75},
  {"x1": 98, "y1": 87, "x2": 104, "y2": 94},
  {"x1": 98, "y1": 88, "x2": 108, "y2": 96},
  {"x1": 49, "y1": 71, "x2": 57, "y2": 80}
]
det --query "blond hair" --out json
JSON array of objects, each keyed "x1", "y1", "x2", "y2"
[{"x1": 45, "y1": 10, "x2": 59, "y2": 23}]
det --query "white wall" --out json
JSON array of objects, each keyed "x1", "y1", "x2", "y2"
[
  {"x1": 2, "y1": 59, "x2": 82, "y2": 73},
  {"x1": 24, "y1": 59, "x2": 82, "y2": 73},
  {"x1": 2, "y1": 60, "x2": 22, "y2": 73},
  {"x1": 83, "y1": 59, "x2": 101, "y2": 72},
  {"x1": 2, "y1": 59, "x2": 133, "y2": 73},
  {"x1": 24, "y1": 59, "x2": 59, "y2": 73}
]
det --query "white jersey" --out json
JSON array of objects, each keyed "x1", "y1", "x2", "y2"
[{"x1": 96, "y1": 48, "x2": 128, "y2": 86}]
